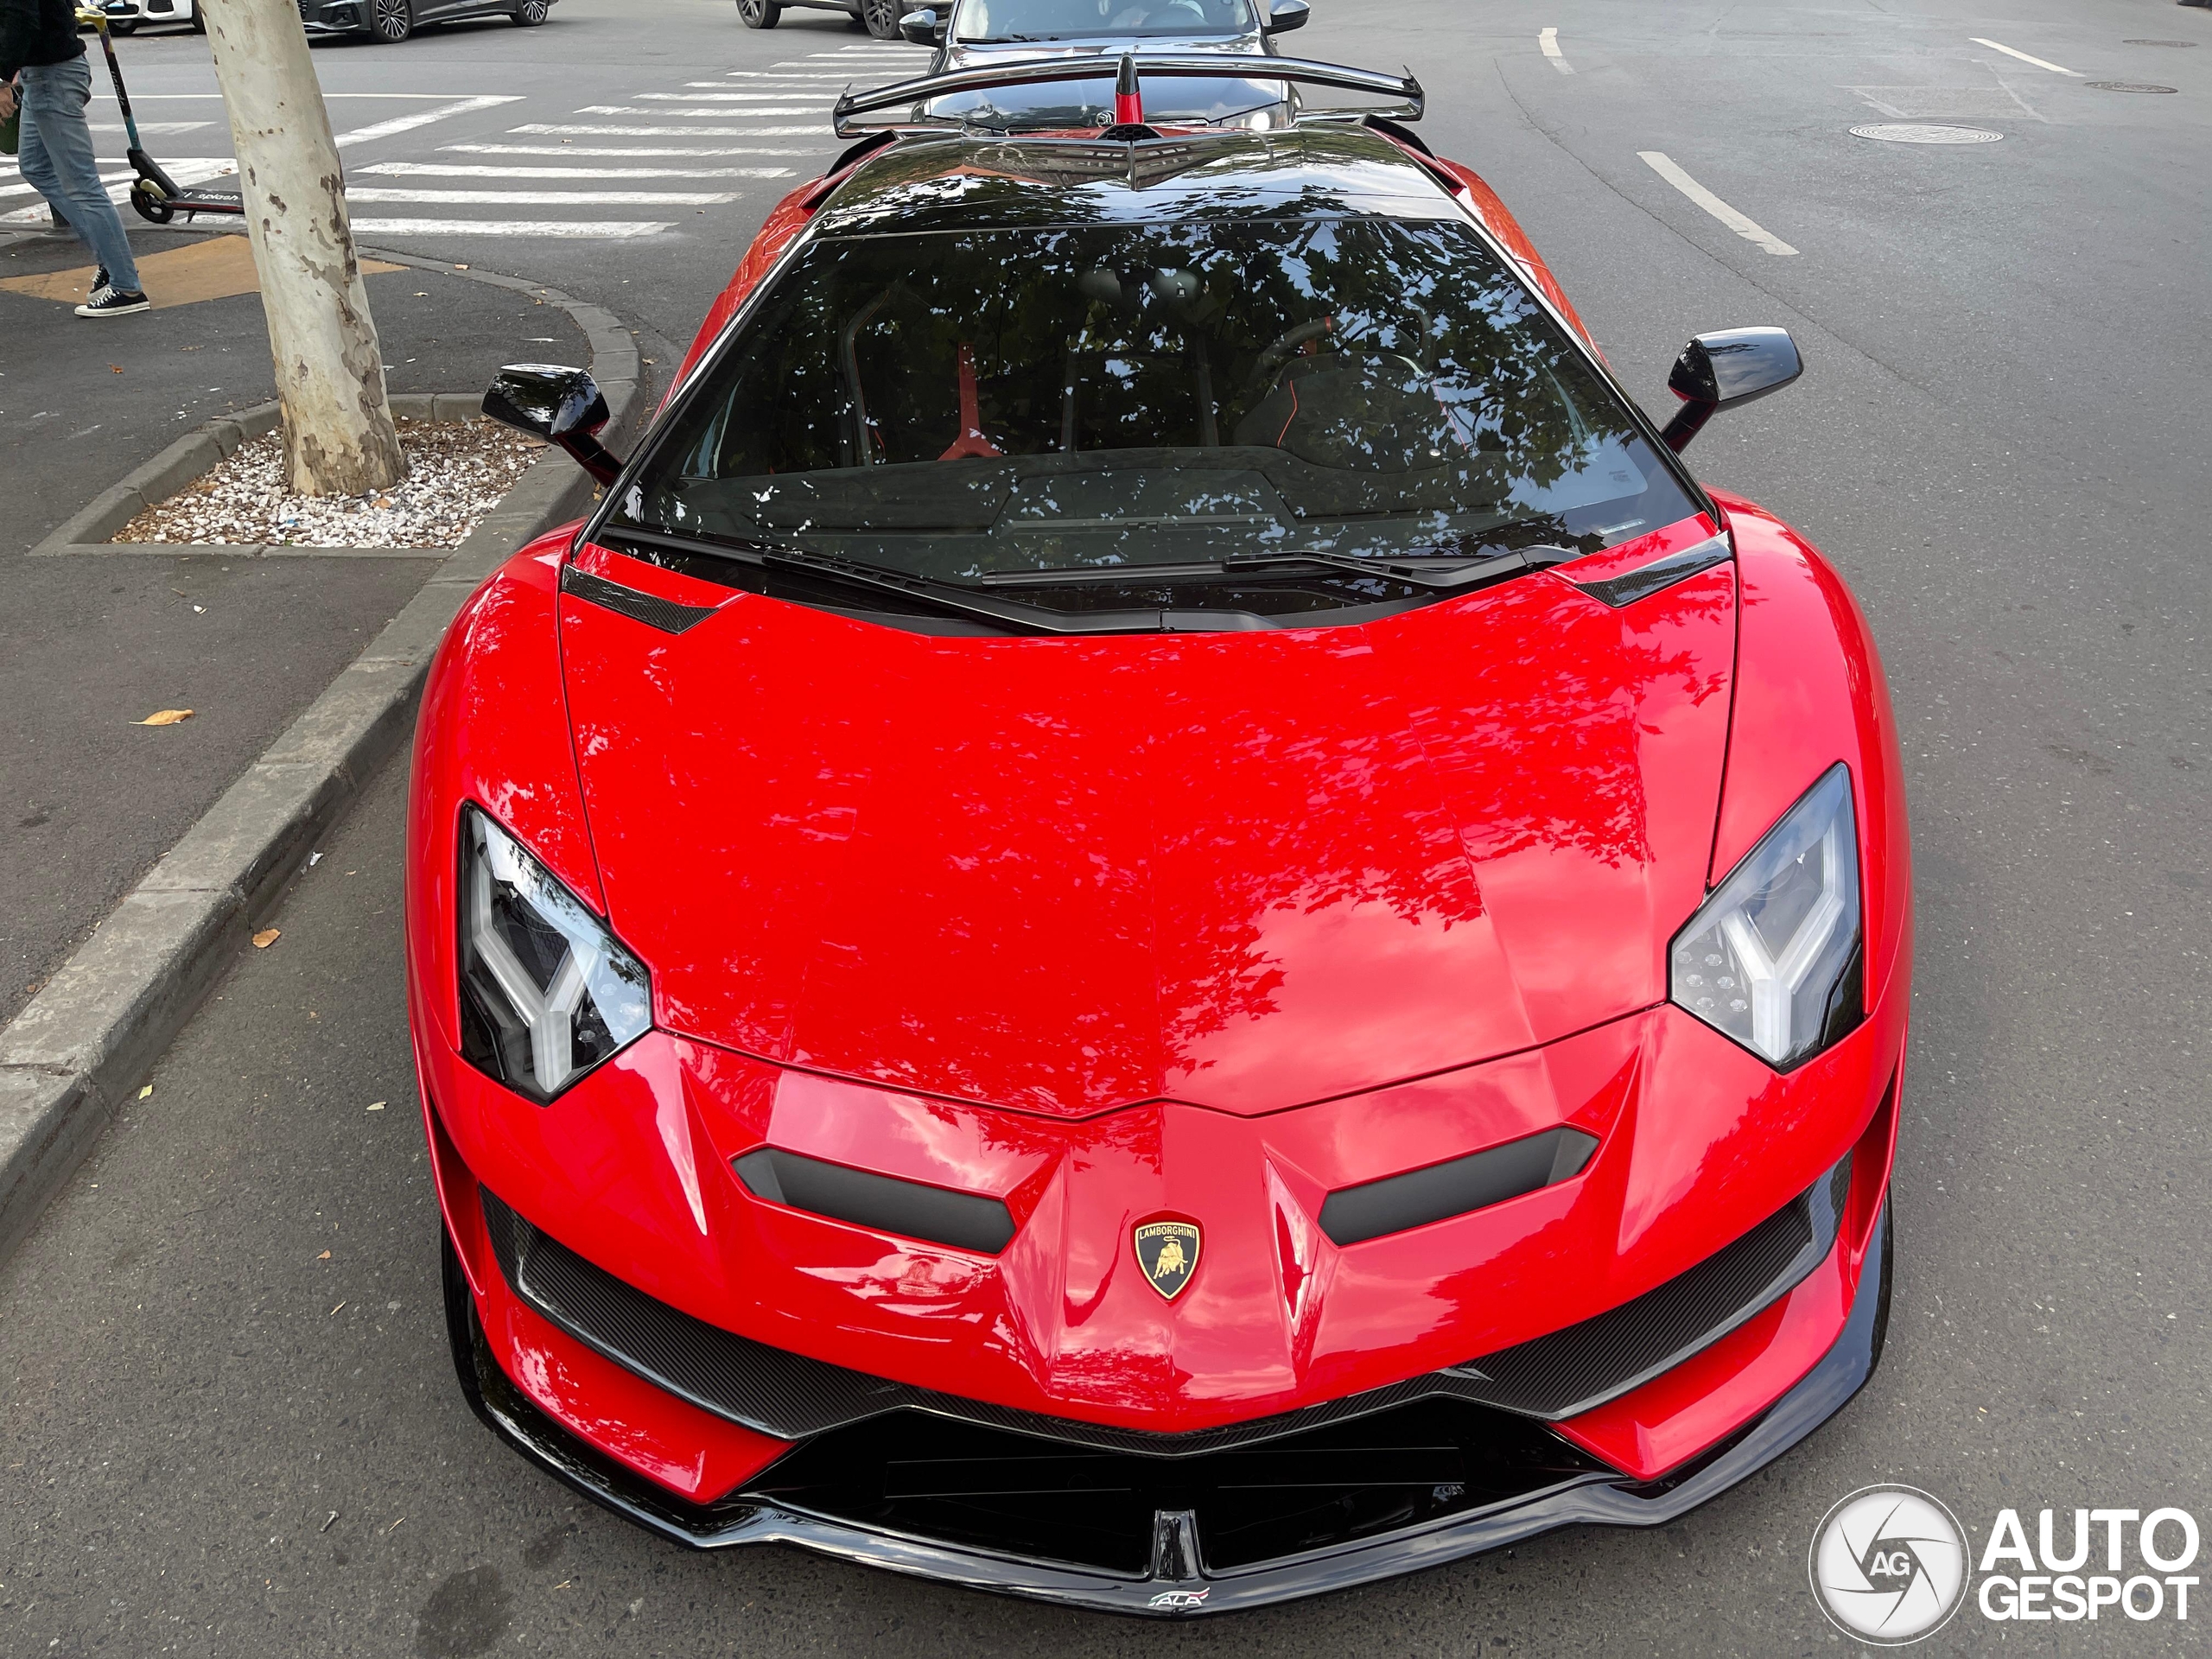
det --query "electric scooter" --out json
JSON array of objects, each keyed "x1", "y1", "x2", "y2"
[{"x1": 81, "y1": 4, "x2": 245, "y2": 224}]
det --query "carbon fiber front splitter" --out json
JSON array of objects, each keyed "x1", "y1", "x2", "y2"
[{"x1": 442, "y1": 1203, "x2": 1892, "y2": 1617}]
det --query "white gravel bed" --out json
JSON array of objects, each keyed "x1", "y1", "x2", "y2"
[{"x1": 116, "y1": 417, "x2": 545, "y2": 549}]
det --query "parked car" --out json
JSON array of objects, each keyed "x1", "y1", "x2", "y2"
[
  {"x1": 737, "y1": 0, "x2": 912, "y2": 44},
  {"x1": 96, "y1": 0, "x2": 202, "y2": 35},
  {"x1": 899, "y1": 0, "x2": 1309, "y2": 129},
  {"x1": 296, "y1": 0, "x2": 555, "y2": 44},
  {"x1": 429, "y1": 52, "x2": 1910, "y2": 1616}
]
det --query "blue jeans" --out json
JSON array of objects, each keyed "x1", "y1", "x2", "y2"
[{"x1": 16, "y1": 55, "x2": 143, "y2": 294}]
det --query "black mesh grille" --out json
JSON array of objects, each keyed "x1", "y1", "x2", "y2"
[
  {"x1": 1449, "y1": 1155, "x2": 1852, "y2": 1417},
  {"x1": 559, "y1": 563, "x2": 717, "y2": 634},
  {"x1": 478, "y1": 1153, "x2": 1848, "y2": 1450}
]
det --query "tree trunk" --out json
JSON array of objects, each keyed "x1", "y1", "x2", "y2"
[{"x1": 200, "y1": 0, "x2": 404, "y2": 496}]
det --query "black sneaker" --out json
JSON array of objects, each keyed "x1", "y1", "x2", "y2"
[
  {"x1": 92, "y1": 266, "x2": 109, "y2": 292},
  {"x1": 75, "y1": 285, "x2": 150, "y2": 318}
]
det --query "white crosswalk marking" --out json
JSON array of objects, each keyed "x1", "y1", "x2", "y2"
[
  {"x1": 363, "y1": 162, "x2": 796, "y2": 180},
  {"x1": 346, "y1": 187, "x2": 742, "y2": 206},
  {"x1": 347, "y1": 219, "x2": 676, "y2": 238},
  {"x1": 510, "y1": 124, "x2": 833, "y2": 137},
  {"x1": 577, "y1": 105, "x2": 820, "y2": 117},
  {"x1": 446, "y1": 143, "x2": 820, "y2": 156},
  {"x1": 45, "y1": 60, "x2": 858, "y2": 243}
]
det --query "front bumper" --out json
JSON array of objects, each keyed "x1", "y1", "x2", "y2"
[
  {"x1": 444, "y1": 1195, "x2": 1892, "y2": 1615},
  {"x1": 296, "y1": 1, "x2": 367, "y2": 33}
]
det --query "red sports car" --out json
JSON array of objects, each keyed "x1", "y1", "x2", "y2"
[{"x1": 412, "y1": 54, "x2": 1910, "y2": 1615}]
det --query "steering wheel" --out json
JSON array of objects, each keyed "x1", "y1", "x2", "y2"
[
  {"x1": 1248, "y1": 317, "x2": 1424, "y2": 393},
  {"x1": 1155, "y1": 0, "x2": 1208, "y2": 21}
]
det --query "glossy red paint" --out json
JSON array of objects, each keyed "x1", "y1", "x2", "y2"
[
  {"x1": 558, "y1": 514, "x2": 1734, "y2": 1118},
  {"x1": 1554, "y1": 1070, "x2": 1899, "y2": 1479},
  {"x1": 409, "y1": 116, "x2": 1916, "y2": 1524}
]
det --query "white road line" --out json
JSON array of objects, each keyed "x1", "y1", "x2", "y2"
[
  {"x1": 1637, "y1": 151, "x2": 1797, "y2": 256},
  {"x1": 632, "y1": 92, "x2": 825, "y2": 101},
  {"x1": 87, "y1": 92, "x2": 478, "y2": 99},
  {"x1": 1539, "y1": 27, "x2": 1573, "y2": 74},
  {"x1": 1969, "y1": 37, "x2": 2080, "y2": 75},
  {"x1": 88, "y1": 121, "x2": 210, "y2": 135},
  {"x1": 448, "y1": 143, "x2": 823, "y2": 156},
  {"x1": 335, "y1": 95, "x2": 524, "y2": 148},
  {"x1": 344, "y1": 187, "x2": 741, "y2": 205},
  {"x1": 578, "y1": 105, "x2": 819, "y2": 118},
  {"x1": 363, "y1": 161, "x2": 792, "y2": 179},
  {"x1": 514, "y1": 124, "x2": 833, "y2": 137},
  {"x1": 346, "y1": 218, "x2": 674, "y2": 238}
]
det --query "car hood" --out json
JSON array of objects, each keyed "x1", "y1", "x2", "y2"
[{"x1": 561, "y1": 546, "x2": 1736, "y2": 1118}]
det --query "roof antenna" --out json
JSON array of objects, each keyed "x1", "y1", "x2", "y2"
[{"x1": 1113, "y1": 54, "x2": 1143, "y2": 127}]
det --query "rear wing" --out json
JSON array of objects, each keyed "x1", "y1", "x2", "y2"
[{"x1": 830, "y1": 53, "x2": 1424, "y2": 138}]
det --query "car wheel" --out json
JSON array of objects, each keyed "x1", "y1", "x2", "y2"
[
  {"x1": 735, "y1": 0, "x2": 780, "y2": 28},
  {"x1": 370, "y1": 0, "x2": 413, "y2": 41},
  {"x1": 109, "y1": 18, "x2": 139, "y2": 32},
  {"x1": 512, "y1": 0, "x2": 549, "y2": 20}
]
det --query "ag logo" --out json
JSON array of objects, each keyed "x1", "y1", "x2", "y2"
[
  {"x1": 1133, "y1": 1219, "x2": 1201, "y2": 1300},
  {"x1": 1809, "y1": 1484, "x2": 1970, "y2": 1644}
]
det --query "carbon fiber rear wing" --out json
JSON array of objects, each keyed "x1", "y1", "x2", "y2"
[{"x1": 830, "y1": 53, "x2": 1424, "y2": 138}]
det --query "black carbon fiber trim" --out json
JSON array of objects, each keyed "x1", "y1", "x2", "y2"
[
  {"x1": 559, "y1": 563, "x2": 717, "y2": 634},
  {"x1": 1446, "y1": 1154, "x2": 1852, "y2": 1418},
  {"x1": 479, "y1": 1153, "x2": 1848, "y2": 1451},
  {"x1": 1318, "y1": 1126, "x2": 1598, "y2": 1247},
  {"x1": 733, "y1": 1147, "x2": 1015, "y2": 1255},
  {"x1": 1573, "y1": 535, "x2": 1731, "y2": 608}
]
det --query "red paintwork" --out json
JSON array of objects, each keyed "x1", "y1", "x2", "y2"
[
  {"x1": 561, "y1": 512, "x2": 1731, "y2": 1118},
  {"x1": 410, "y1": 122, "x2": 1914, "y2": 1491}
]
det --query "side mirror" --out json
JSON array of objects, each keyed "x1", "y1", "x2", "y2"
[
  {"x1": 899, "y1": 6, "x2": 944, "y2": 44},
  {"x1": 483, "y1": 364, "x2": 624, "y2": 486},
  {"x1": 1658, "y1": 327, "x2": 1802, "y2": 452},
  {"x1": 1262, "y1": 0, "x2": 1308, "y2": 33}
]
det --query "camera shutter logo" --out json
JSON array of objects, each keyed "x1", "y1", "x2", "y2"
[{"x1": 1808, "y1": 1485, "x2": 1971, "y2": 1643}]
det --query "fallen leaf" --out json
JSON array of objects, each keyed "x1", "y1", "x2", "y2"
[
  {"x1": 110, "y1": 365, "x2": 124, "y2": 374},
  {"x1": 137, "y1": 1084, "x2": 154, "y2": 1099},
  {"x1": 316, "y1": 1249, "x2": 331, "y2": 1261},
  {"x1": 137, "y1": 709, "x2": 194, "y2": 726},
  {"x1": 366, "y1": 1100, "x2": 387, "y2": 1111},
  {"x1": 251, "y1": 928, "x2": 281, "y2": 949}
]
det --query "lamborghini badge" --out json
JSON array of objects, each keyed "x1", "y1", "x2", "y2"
[{"x1": 1133, "y1": 1219, "x2": 1201, "y2": 1300}]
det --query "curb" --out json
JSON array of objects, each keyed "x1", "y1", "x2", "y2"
[{"x1": 0, "y1": 256, "x2": 645, "y2": 1267}]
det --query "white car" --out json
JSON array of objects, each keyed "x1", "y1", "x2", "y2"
[{"x1": 97, "y1": 0, "x2": 204, "y2": 34}]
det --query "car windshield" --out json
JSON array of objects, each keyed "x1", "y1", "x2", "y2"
[
  {"x1": 611, "y1": 216, "x2": 1698, "y2": 595},
  {"x1": 953, "y1": 0, "x2": 1254, "y2": 41}
]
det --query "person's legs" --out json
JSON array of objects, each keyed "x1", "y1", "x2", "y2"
[{"x1": 16, "y1": 58, "x2": 143, "y2": 296}]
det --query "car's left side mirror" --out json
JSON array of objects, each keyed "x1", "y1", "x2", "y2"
[
  {"x1": 483, "y1": 364, "x2": 625, "y2": 486},
  {"x1": 899, "y1": 6, "x2": 945, "y2": 44},
  {"x1": 1262, "y1": 0, "x2": 1308, "y2": 34},
  {"x1": 1658, "y1": 327, "x2": 1802, "y2": 452}
]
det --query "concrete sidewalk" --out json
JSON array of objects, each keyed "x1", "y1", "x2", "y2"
[{"x1": 0, "y1": 222, "x2": 652, "y2": 1029}]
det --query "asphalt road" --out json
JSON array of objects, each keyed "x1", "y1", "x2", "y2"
[{"x1": 4, "y1": 0, "x2": 2210, "y2": 1652}]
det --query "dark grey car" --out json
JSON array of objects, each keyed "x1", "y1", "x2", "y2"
[
  {"x1": 895, "y1": 0, "x2": 1312, "y2": 130},
  {"x1": 298, "y1": 0, "x2": 555, "y2": 44}
]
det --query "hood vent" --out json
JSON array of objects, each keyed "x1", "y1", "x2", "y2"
[
  {"x1": 734, "y1": 1146, "x2": 1016, "y2": 1255},
  {"x1": 1318, "y1": 1126, "x2": 1598, "y2": 1247},
  {"x1": 560, "y1": 563, "x2": 718, "y2": 635}
]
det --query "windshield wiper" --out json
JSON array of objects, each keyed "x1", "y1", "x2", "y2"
[
  {"x1": 980, "y1": 544, "x2": 1580, "y2": 594},
  {"x1": 598, "y1": 524, "x2": 1275, "y2": 636}
]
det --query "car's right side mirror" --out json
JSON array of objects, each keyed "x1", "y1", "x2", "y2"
[
  {"x1": 483, "y1": 364, "x2": 625, "y2": 486},
  {"x1": 899, "y1": 6, "x2": 945, "y2": 44},
  {"x1": 1262, "y1": 0, "x2": 1309, "y2": 34},
  {"x1": 1658, "y1": 327, "x2": 1802, "y2": 452}
]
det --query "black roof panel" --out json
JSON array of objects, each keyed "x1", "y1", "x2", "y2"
[{"x1": 812, "y1": 125, "x2": 1456, "y2": 237}]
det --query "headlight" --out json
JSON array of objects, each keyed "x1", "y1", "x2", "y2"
[
  {"x1": 457, "y1": 806, "x2": 651, "y2": 1103},
  {"x1": 1669, "y1": 765, "x2": 1862, "y2": 1069}
]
